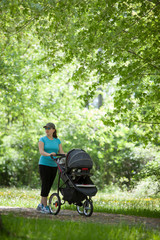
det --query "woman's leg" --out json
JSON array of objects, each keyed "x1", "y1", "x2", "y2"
[
  {"x1": 39, "y1": 165, "x2": 50, "y2": 206},
  {"x1": 39, "y1": 165, "x2": 57, "y2": 206},
  {"x1": 48, "y1": 167, "x2": 57, "y2": 192},
  {"x1": 41, "y1": 196, "x2": 47, "y2": 206}
]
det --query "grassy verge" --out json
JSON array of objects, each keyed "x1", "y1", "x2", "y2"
[
  {"x1": 0, "y1": 187, "x2": 160, "y2": 218},
  {"x1": 91, "y1": 191, "x2": 160, "y2": 218},
  {"x1": 0, "y1": 214, "x2": 160, "y2": 240}
]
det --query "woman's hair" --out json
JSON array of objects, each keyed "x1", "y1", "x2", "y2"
[{"x1": 53, "y1": 129, "x2": 57, "y2": 138}]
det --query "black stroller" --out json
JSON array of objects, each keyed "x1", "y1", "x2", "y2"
[{"x1": 49, "y1": 149, "x2": 97, "y2": 217}]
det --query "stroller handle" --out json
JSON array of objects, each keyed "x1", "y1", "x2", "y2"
[
  {"x1": 55, "y1": 154, "x2": 66, "y2": 157},
  {"x1": 50, "y1": 154, "x2": 66, "y2": 160}
]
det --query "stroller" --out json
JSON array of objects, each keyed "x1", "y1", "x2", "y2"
[{"x1": 49, "y1": 149, "x2": 97, "y2": 217}]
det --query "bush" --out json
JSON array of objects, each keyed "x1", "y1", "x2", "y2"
[{"x1": 131, "y1": 176, "x2": 160, "y2": 197}]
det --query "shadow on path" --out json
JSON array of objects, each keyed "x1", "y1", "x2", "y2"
[{"x1": 0, "y1": 207, "x2": 160, "y2": 230}]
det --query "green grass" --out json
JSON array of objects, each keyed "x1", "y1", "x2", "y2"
[
  {"x1": 0, "y1": 187, "x2": 40, "y2": 208},
  {"x1": 0, "y1": 187, "x2": 160, "y2": 218},
  {"x1": 92, "y1": 191, "x2": 160, "y2": 218},
  {"x1": 0, "y1": 214, "x2": 160, "y2": 240}
]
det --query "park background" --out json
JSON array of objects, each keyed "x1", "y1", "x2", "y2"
[
  {"x1": 0, "y1": 1, "x2": 160, "y2": 239},
  {"x1": 0, "y1": 0, "x2": 159, "y2": 196}
]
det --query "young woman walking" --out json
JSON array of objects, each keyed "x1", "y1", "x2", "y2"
[{"x1": 37, "y1": 122, "x2": 66, "y2": 213}]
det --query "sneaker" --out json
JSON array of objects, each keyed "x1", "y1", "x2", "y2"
[
  {"x1": 40, "y1": 205, "x2": 51, "y2": 214},
  {"x1": 36, "y1": 203, "x2": 44, "y2": 211}
]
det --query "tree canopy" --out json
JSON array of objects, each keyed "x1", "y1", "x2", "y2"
[
  {"x1": 1, "y1": 0, "x2": 160, "y2": 140},
  {"x1": 0, "y1": 0, "x2": 160, "y2": 189}
]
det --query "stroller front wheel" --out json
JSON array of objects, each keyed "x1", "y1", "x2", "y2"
[
  {"x1": 49, "y1": 193, "x2": 61, "y2": 215},
  {"x1": 83, "y1": 199, "x2": 93, "y2": 217}
]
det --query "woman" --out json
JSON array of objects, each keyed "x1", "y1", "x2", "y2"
[{"x1": 37, "y1": 122, "x2": 66, "y2": 214}]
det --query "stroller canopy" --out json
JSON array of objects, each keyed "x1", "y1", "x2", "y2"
[{"x1": 66, "y1": 149, "x2": 93, "y2": 170}]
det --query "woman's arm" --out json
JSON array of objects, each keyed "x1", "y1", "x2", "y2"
[
  {"x1": 59, "y1": 143, "x2": 66, "y2": 155},
  {"x1": 38, "y1": 141, "x2": 56, "y2": 156}
]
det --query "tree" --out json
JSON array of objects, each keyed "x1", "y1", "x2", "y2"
[
  {"x1": 1, "y1": 0, "x2": 159, "y2": 141},
  {"x1": 0, "y1": 0, "x2": 160, "y2": 188}
]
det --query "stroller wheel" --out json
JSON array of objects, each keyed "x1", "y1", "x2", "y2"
[
  {"x1": 76, "y1": 204, "x2": 84, "y2": 215},
  {"x1": 83, "y1": 199, "x2": 93, "y2": 217},
  {"x1": 49, "y1": 193, "x2": 61, "y2": 215}
]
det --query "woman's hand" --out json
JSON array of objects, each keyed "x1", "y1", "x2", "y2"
[{"x1": 50, "y1": 152, "x2": 56, "y2": 156}]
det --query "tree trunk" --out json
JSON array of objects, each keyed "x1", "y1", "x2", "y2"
[{"x1": 97, "y1": 93, "x2": 103, "y2": 109}]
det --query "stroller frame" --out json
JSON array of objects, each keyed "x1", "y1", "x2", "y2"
[{"x1": 49, "y1": 152, "x2": 97, "y2": 217}]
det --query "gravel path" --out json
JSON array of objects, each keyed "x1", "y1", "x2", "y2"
[{"x1": 0, "y1": 207, "x2": 160, "y2": 230}]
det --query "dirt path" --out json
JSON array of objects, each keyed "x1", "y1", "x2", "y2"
[{"x1": 0, "y1": 207, "x2": 160, "y2": 230}]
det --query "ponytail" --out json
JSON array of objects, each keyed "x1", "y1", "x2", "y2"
[{"x1": 53, "y1": 129, "x2": 57, "y2": 138}]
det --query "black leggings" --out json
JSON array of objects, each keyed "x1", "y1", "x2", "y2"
[{"x1": 39, "y1": 165, "x2": 57, "y2": 197}]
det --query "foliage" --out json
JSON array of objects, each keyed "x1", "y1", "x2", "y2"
[
  {"x1": 0, "y1": 0, "x2": 160, "y2": 189},
  {"x1": 132, "y1": 176, "x2": 160, "y2": 197},
  {"x1": 0, "y1": 128, "x2": 40, "y2": 187},
  {"x1": 1, "y1": 0, "x2": 160, "y2": 137}
]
